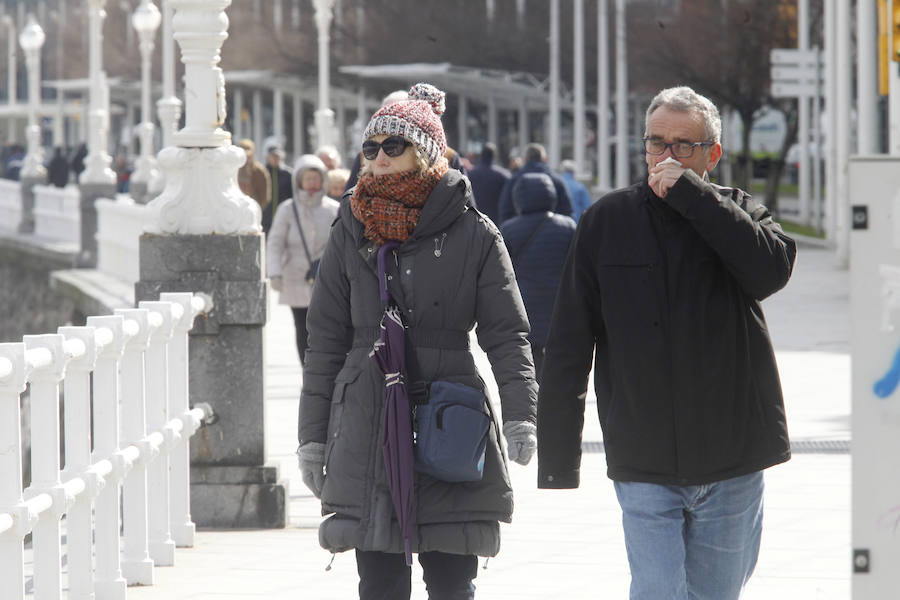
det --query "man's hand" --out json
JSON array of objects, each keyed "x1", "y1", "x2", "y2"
[{"x1": 648, "y1": 157, "x2": 685, "y2": 198}]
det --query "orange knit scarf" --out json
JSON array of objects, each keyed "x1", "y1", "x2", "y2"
[{"x1": 350, "y1": 158, "x2": 449, "y2": 245}]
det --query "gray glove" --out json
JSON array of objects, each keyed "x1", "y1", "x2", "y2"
[
  {"x1": 502, "y1": 421, "x2": 537, "y2": 466},
  {"x1": 297, "y1": 442, "x2": 325, "y2": 498},
  {"x1": 270, "y1": 276, "x2": 283, "y2": 292}
]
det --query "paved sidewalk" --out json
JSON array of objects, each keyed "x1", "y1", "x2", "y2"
[{"x1": 127, "y1": 242, "x2": 851, "y2": 599}]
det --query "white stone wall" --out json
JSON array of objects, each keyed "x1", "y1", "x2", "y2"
[
  {"x1": 96, "y1": 196, "x2": 145, "y2": 283},
  {"x1": 34, "y1": 184, "x2": 81, "y2": 245},
  {"x1": 0, "y1": 179, "x2": 22, "y2": 233}
]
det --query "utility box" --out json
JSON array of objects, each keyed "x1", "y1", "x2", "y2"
[{"x1": 850, "y1": 156, "x2": 900, "y2": 597}]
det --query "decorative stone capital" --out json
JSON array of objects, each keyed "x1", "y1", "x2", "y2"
[{"x1": 144, "y1": 145, "x2": 260, "y2": 235}]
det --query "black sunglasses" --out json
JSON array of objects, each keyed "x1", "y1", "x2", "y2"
[{"x1": 362, "y1": 136, "x2": 411, "y2": 160}]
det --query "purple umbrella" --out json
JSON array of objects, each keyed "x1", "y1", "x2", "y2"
[{"x1": 369, "y1": 241, "x2": 415, "y2": 565}]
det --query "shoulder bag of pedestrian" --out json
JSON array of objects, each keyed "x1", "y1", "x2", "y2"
[{"x1": 291, "y1": 201, "x2": 320, "y2": 284}]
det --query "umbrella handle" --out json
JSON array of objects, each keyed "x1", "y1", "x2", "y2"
[{"x1": 377, "y1": 241, "x2": 401, "y2": 305}]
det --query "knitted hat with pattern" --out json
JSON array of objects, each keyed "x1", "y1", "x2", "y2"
[{"x1": 362, "y1": 83, "x2": 447, "y2": 166}]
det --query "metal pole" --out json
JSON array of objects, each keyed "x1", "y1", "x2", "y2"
[
  {"x1": 824, "y1": 0, "x2": 839, "y2": 246},
  {"x1": 156, "y1": 0, "x2": 182, "y2": 149},
  {"x1": 233, "y1": 87, "x2": 243, "y2": 140},
  {"x1": 518, "y1": 98, "x2": 528, "y2": 155},
  {"x1": 835, "y1": 0, "x2": 851, "y2": 266},
  {"x1": 487, "y1": 95, "x2": 498, "y2": 151},
  {"x1": 573, "y1": 0, "x2": 586, "y2": 174},
  {"x1": 857, "y1": 0, "x2": 878, "y2": 154},
  {"x1": 5, "y1": 17, "x2": 17, "y2": 144},
  {"x1": 82, "y1": 0, "x2": 115, "y2": 184},
  {"x1": 549, "y1": 0, "x2": 561, "y2": 168},
  {"x1": 313, "y1": 0, "x2": 336, "y2": 149},
  {"x1": 293, "y1": 92, "x2": 303, "y2": 156},
  {"x1": 273, "y1": 88, "x2": 284, "y2": 148},
  {"x1": 614, "y1": 0, "x2": 628, "y2": 187},
  {"x1": 597, "y1": 0, "x2": 610, "y2": 190},
  {"x1": 797, "y1": 0, "x2": 811, "y2": 223},
  {"x1": 890, "y1": 0, "x2": 900, "y2": 154},
  {"x1": 457, "y1": 94, "x2": 468, "y2": 151}
]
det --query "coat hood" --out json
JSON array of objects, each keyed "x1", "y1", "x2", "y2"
[
  {"x1": 512, "y1": 172, "x2": 557, "y2": 215},
  {"x1": 292, "y1": 154, "x2": 328, "y2": 198}
]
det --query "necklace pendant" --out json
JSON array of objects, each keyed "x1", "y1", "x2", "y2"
[{"x1": 434, "y1": 249, "x2": 442, "y2": 257}]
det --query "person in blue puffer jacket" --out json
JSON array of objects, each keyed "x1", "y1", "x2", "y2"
[{"x1": 499, "y1": 172, "x2": 576, "y2": 383}]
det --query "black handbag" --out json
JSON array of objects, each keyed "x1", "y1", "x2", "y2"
[{"x1": 290, "y1": 202, "x2": 319, "y2": 285}]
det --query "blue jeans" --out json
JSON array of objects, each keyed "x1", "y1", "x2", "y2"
[
  {"x1": 614, "y1": 471, "x2": 764, "y2": 600},
  {"x1": 356, "y1": 550, "x2": 477, "y2": 600}
]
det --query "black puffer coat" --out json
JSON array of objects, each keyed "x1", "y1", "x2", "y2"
[{"x1": 299, "y1": 169, "x2": 538, "y2": 557}]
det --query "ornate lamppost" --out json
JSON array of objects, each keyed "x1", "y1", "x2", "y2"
[
  {"x1": 130, "y1": 0, "x2": 161, "y2": 203},
  {"x1": 19, "y1": 14, "x2": 45, "y2": 181},
  {"x1": 312, "y1": 0, "x2": 336, "y2": 149},
  {"x1": 78, "y1": 0, "x2": 116, "y2": 267},
  {"x1": 138, "y1": 0, "x2": 286, "y2": 532}
]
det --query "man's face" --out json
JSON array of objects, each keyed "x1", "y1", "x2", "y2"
[{"x1": 644, "y1": 106, "x2": 722, "y2": 178}]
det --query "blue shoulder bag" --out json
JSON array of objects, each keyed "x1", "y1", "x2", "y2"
[{"x1": 411, "y1": 381, "x2": 491, "y2": 483}]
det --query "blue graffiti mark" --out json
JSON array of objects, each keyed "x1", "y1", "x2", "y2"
[{"x1": 873, "y1": 345, "x2": 900, "y2": 398}]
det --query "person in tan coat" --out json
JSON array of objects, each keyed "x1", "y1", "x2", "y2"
[{"x1": 237, "y1": 138, "x2": 270, "y2": 211}]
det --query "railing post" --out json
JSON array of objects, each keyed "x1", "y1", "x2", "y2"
[
  {"x1": 58, "y1": 325, "x2": 98, "y2": 600},
  {"x1": 160, "y1": 292, "x2": 201, "y2": 547},
  {"x1": 138, "y1": 300, "x2": 177, "y2": 566},
  {"x1": 85, "y1": 315, "x2": 128, "y2": 600},
  {"x1": 22, "y1": 333, "x2": 68, "y2": 600},
  {"x1": 114, "y1": 308, "x2": 154, "y2": 586},
  {"x1": 0, "y1": 342, "x2": 28, "y2": 600}
]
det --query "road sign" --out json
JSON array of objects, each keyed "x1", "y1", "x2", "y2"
[{"x1": 770, "y1": 47, "x2": 823, "y2": 98}]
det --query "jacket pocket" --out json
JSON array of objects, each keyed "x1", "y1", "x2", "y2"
[{"x1": 324, "y1": 367, "x2": 361, "y2": 474}]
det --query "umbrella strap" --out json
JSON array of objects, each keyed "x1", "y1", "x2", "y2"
[{"x1": 377, "y1": 241, "x2": 401, "y2": 305}]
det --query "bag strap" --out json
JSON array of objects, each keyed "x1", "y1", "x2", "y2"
[
  {"x1": 510, "y1": 213, "x2": 552, "y2": 267},
  {"x1": 290, "y1": 201, "x2": 315, "y2": 266}
]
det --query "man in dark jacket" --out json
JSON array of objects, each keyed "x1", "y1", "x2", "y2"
[
  {"x1": 47, "y1": 147, "x2": 70, "y2": 187},
  {"x1": 468, "y1": 142, "x2": 510, "y2": 224},
  {"x1": 499, "y1": 173, "x2": 574, "y2": 382},
  {"x1": 496, "y1": 143, "x2": 572, "y2": 224},
  {"x1": 537, "y1": 86, "x2": 797, "y2": 600},
  {"x1": 261, "y1": 144, "x2": 293, "y2": 233}
]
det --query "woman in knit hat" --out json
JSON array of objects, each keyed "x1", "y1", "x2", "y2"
[
  {"x1": 266, "y1": 154, "x2": 339, "y2": 366},
  {"x1": 297, "y1": 83, "x2": 538, "y2": 599}
]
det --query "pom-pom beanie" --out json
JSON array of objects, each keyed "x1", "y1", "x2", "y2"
[{"x1": 362, "y1": 83, "x2": 447, "y2": 166}]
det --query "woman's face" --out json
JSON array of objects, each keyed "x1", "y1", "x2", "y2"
[
  {"x1": 365, "y1": 134, "x2": 417, "y2": 176},
  {"x1": 300, "y1": 170, "x2": 323, "y2": 193}
]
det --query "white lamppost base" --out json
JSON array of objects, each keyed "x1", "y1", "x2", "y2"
[{"x1": 144, "y1": 145, "x2": 260, "y2": 235}]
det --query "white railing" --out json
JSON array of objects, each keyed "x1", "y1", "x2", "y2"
[
  {"x1": 0, "y1": 178, "x2": 22, "y2": 233},
  {"x1": 96, "y1": 196, "x2": 146, "y2": 283},
  {"x1": 0, "y1": 292, "x2": 213, "y2": 599},
  {"x1": 34, "y1": 185, "x2": 81, "y2": 246}
]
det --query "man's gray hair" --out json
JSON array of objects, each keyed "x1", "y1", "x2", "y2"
[
  {"x1": 524, "y1": 143, "x2": 546, "y2": 163},
  {"x1": 645, "y1": 86, "x2": 721, "y2": 143}
]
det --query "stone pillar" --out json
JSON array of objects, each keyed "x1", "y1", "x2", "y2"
[{"x1": 135, "y1": 0, "x2": 285, "y2": 529}]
